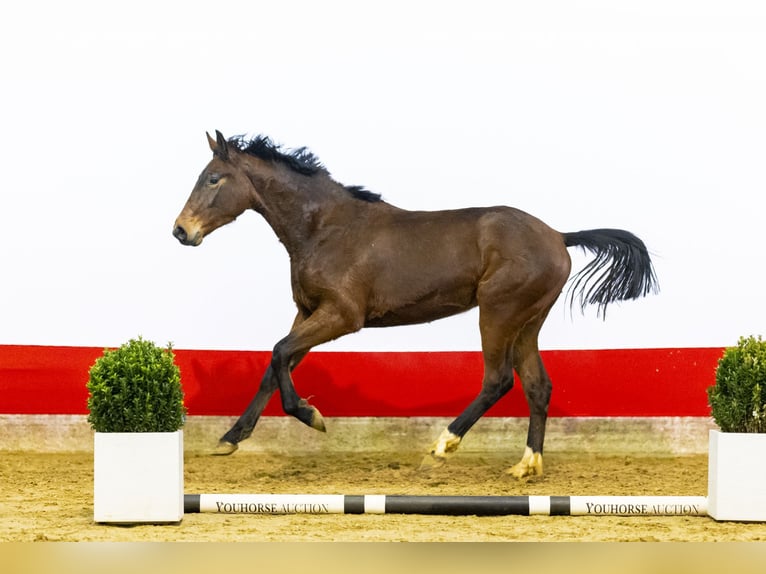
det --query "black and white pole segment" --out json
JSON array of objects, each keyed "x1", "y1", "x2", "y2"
[{"x1": 184, "y1": 494, "x2": 707, "y2": 517}]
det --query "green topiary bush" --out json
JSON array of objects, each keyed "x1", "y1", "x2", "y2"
[
  {"x1": 708, "y1": 335, "x2": 766, "y2": 433},
  {"x1": 86, "y1": 337, "x2": 186, "y2": 433}
]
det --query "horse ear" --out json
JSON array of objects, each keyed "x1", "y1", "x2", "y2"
[{"x1": 206, "y1": 130, "x2": 230, "y2": 161}]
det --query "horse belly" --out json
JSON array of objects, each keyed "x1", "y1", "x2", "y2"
[
  {"x1": 361, "y1": 210, "x2": 485, "y2": 327},
  {"x1": 365, "y1": 300, "x2": 477, "y2": 327},
  {"x1": 364, "y1": 266, "x2": 479, "y2": 328}
]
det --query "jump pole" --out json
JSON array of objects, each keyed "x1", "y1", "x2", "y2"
[{"x1": 184, "y1": 494, "x2": 707, "y2": 517}]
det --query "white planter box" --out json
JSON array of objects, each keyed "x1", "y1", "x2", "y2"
[
  {"x1": 708, "y1": 429, "x2": 766, "y2": 522},
  {"x1": 94, "y1": 430, "x2": 184, "y2": 523}
]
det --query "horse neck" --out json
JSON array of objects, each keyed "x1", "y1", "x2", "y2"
[{"x1": 241, "y1": 157, "x2": 356, "y2": 255}]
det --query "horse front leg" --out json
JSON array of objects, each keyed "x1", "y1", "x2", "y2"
[
  {"x1": 273, "y1": 337, "x2": 327, "y2": 432},
  {"x1": 216, "y1": 312, "x2": 309, "y2": 455},
  {"x1": 272, "y1": 303, "x2": 363, "y2": 432},
  {"x1": 216, "y1": 365, "x2": 279, "y2": 454}
]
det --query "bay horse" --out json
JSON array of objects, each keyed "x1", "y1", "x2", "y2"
[{"x1": 173, "y1": 131, "x2": 658, "y2": 478}]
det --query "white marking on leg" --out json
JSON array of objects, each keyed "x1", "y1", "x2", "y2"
[
  {"x1": 507, "y1": 446, "x2": 544, "y2": 478},
  {"x1": 431, "y1": 428, "x2": 462, "y2": 458}
]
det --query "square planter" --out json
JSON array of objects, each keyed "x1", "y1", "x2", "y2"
[
  {"x1": 94, "y1": 430, "x2": 184, "y2": 523},
  {"x1": 708, "y1": 429, "x2": 766, "y2": 522}
]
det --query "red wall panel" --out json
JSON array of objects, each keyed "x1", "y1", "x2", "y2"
[{"x1": 0, "y1": 345, "x2": 722, "y2": 417}]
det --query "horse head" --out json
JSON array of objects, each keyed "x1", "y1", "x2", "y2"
[{"x1": 173, "y1": 131, "x2": 254, "y2": 246}]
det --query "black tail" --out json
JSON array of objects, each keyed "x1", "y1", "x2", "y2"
[{"x1": 563, "y1": 228, "x2": 658, "y2": 318}]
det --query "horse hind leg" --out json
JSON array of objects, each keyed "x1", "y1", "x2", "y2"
[
  {"x1": 420, "y1": 298, "x2": 556, "y2": 478},
  {"x1": 506, "y1": 316, "x2": 552, "y2": 479},
  {"x1": 419, "y1": 361, "x2": 515, "y2": 470},
  {"x1": 419, "y1": 316, "x2": 517, "y2": 470}
]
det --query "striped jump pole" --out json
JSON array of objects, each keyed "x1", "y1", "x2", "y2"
[{"x1": 184, "y1": 494, "x2": 707, "y2": 517}]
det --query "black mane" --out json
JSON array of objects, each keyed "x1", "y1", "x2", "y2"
[{"x1": 229, "y1": 134, "x2": 382, "y2": 203}]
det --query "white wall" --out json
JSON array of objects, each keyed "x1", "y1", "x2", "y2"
[{"x1": 1, "y1": 1, "x2": 764, "y2": 352}]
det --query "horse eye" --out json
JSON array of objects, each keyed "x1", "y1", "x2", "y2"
[{"x1": 208, "y1": 174, "x2": 221, "y2": 185}]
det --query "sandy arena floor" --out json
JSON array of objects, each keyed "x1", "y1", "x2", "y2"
[{"x1": 2, "y1": 450, "x2": 766, "y2": 542}]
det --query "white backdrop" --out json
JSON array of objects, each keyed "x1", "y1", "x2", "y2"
[{"x1": 1, "y1": 1, "x2": 764, "y2": 352}]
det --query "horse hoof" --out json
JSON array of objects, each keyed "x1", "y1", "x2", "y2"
[
  {"x1": 417, "y1": 453, "x2": 446, "y2": 471},
  {"x1": 310, "y1": 408, "x2": 327, "y2": 432},
  {"x1": 506, "y1": 448, "x2": 543, "y2": 479},
  {"x1": 213, "y1": 440, "x2": 239, "y2": 456},
  {"x1": 505, "y1": 464, "x2": 531, "y2": 479},
  {"x1": 296, "y1": 399, "x2": 326, "y2": 432}
]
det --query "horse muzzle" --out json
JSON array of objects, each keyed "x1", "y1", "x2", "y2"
[{"x1": 172, "y1": 224, "x2": 203, "y2": 246}]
